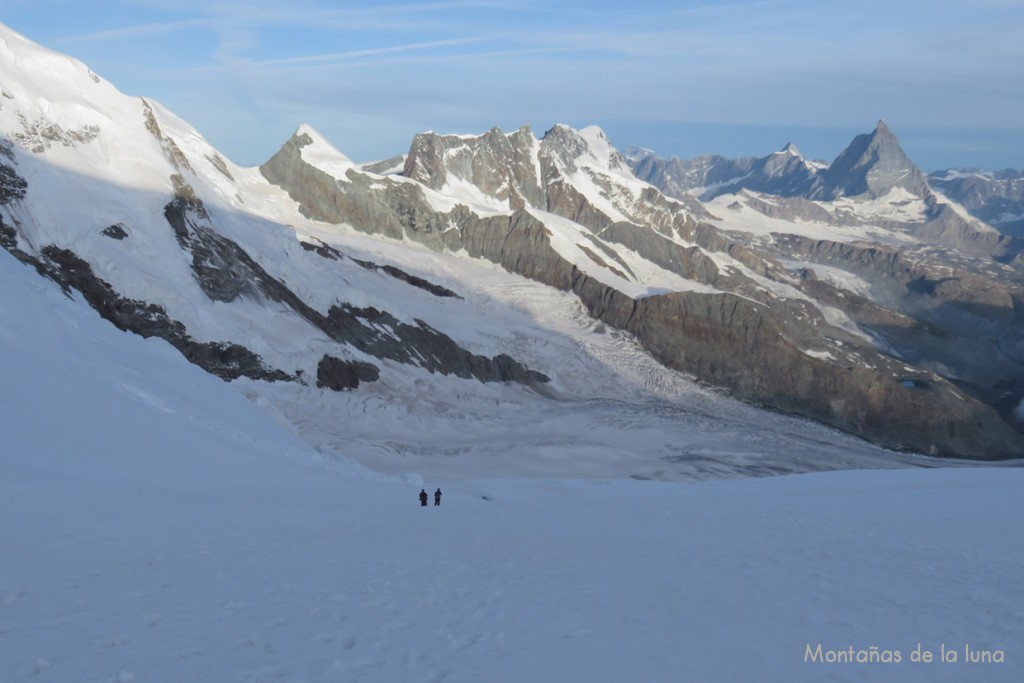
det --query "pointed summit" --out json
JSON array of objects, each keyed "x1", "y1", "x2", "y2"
[
  {"x1": 289, "y1": 124, "x2": 354, "y2": 174},
  {"x1": 752, "y1": 142, "x2": 817, "y2": 192},
  {"x1": 808, "y1": 121, "x2": 930, "y2": 200},
  {"x1": 778, "y1": 142, "x2": 803, "y2": 157},
  {"x1": 541, "y1": 123, "x2": 630, "y2": 177}
]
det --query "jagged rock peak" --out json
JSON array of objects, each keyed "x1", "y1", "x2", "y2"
[
  {"x1": 541, "y1": 123, "x2": 629, "y2": 175},
  {"x1": 778, "y1": 142, "x2": 802, "y2": 156},
  {"x1": 401, "y1": 123, "x2": 545, "y2": 208},
  {"x1": 291, "y1": 124, "x2": 350, "y2": 157},
  {"x1": 279, "y1": 123, "x2": 354, "y2": 175}
]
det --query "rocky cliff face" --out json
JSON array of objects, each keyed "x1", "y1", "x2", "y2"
[
  {"x1": 633, "y1": 121, "x2": 1023, "y2": 261},
  {"x1": 404, "y1": 125, "x2": 546, "y2": 210},
  {"x1": 258, "y1": 122, "x2": 1024, "y2": 459},
  {"x1": 5, "y1": 20, "x2": 1024, "y2": 461},
  {"x1": 808, "y1": 121, "x2": 931, "y2": 200},
  {"x1": 930, "y1": 168, "x2": 1024, "y2": 237},
  {"x1": 624, "y1": 148, "x2": 757, "y2": 200},
  {"x1": 625, "y1": 143, "x2": 821, "y2": 201}
]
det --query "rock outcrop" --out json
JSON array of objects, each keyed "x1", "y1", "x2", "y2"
[
  {"x1": 257, "y1": 124, "x2": 1024, "y2": 458},
  {"x1": 316, "y1": 355, "x2": 380, "y2": 391},
  {"x1": 5, "y1": 16, "x2": 1024, "y2": 462}
]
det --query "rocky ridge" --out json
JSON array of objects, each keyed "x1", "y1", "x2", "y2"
[
  {"x1": 929, "y1": 168, "x2": 1024, "y2": 237},
  {"x1": 3, "y1": 22, "x2": 1023, "y2": 460},
  {"x1": 259, "y1": 121, "x2": 1024, "y2": 458}
]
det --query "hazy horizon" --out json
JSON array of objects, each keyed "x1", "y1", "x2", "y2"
[{"x1": 4, "y1": 1, "x2": 1022, "y2": 171}]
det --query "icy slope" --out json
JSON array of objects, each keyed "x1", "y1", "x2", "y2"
[{"x1": 1, "y1": 248, "x2": 1022, "y2": 683}]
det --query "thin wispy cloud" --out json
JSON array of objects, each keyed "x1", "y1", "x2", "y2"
[
  {"x1": 253, "y1": 37, "x2": 486, "y2": 68},
  {"x1": 4, "y1": 0, "x2": 1022, "y2": 170},
  {"x1": 59, "y1": 18, "x2": 210, "y2": 44}
]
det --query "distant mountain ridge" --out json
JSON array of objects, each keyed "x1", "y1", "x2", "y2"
[
  {"x1": 929, "y1": 168, "x2": 1024, "y2": 237},
  {"x1": 627, "y1": 121, "x2": 931, "y2": 201},
  {"x1": 3, "y1": 22, "x2": 1024, "y2": 463},
  {"x1": 626, "y1": 123, "x2": 1023, "y2": 241},
  {"x1": 624, "y1": 142, "x2": 823, "y2": 201}
]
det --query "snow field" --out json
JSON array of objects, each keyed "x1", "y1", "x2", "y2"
[
  {"x1": 2, "y1": 22, "x2": 1022, "y2": 683},
  {"x1": 2, "y1": 248, "x2": 1023, "y2": 682}
]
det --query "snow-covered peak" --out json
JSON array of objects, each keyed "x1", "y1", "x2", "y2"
[
  {"x1": 292, "y1": 124, "x2": 355, "y2": 178},
  {"x1": 777, "y1": 142, "x2": 803, "y2": 157},
  {"x1": 931, "y1": 168, "x2": 991, "y2": 181},
  {"x1": 1, "y1": 21, "x2": 90, "y2": 80},
  {"x1": 0, "y1": 22, "x2": 128, "y2": 117},
  {"x1": 505, "y1": 123, "x2": 534, "y2": 140},
  {"x1": 0, "y1": 22, "x2": 217, "y2": 199},
  {"x1": 621, "y1": 145, "x2": 656, "y2": 162},
  {"x1": 578, "y1": 125, "x2": 615, "y2": 162},
  {"x1": 541, "y1": 123, "x2": 632, "y2": 180}
]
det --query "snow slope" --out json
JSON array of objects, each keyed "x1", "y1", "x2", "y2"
[
  {"x1": 8, "y1": 18, "x2": 1021, "y2": 467},
  {"x1": 2, "y1": 18, "x2": 948, "y2": 479},
  {"x1": 2, "y1": 248, "x2": 1022, "y2": 682}
]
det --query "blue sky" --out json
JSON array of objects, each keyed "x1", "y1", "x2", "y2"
[{"x1": 4, "y1": 0, "x2": 1023, "y2": 170}]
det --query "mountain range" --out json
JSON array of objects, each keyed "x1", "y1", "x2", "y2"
[
  {"x1": 2, "y1": 22, "x2": 1024, "y2": 467},
  {"x1": 928, "y1": 168, "x2": 1024, "y2": 237}
]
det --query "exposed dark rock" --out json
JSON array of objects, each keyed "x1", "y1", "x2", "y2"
[
  {"x1": 771, "y1": 233, "x2": 1024, "y2": 418},
  {"x1": 405, "y1": 126, "x2": 546, "y2": 209},
  {"x1": 142, "y1": 100, "x2": 194, "y2": 173},
  {"x1": 262, "y1": 133, "x2": 447, "y2": 245},
  {"x1": 101, "y1": 224, "x2": 128, "y2": 240},
  {"x1": 166, "y1": 187, "x2": 538, "y2": 384},
  {"x1": 929, "y1": 168, "x2": 1024, "y2": 237},
  {"x1": 258, "y1": 123, "x2": 1024, "y2": 458},
  {"x1": 0, "y1": 162, "x2": 27, "y2": 203},
  {"x1": 181, "y1": 341, "x2": 293, "y2": 382},
  {"x1": 457, "y1": 211, "x2": 1024, "y2": 457},
  {"x1": 5, "y1": 182, "x2": 293, "y2": 384},
  {"x1": 0, "y1": 218, "x2": 15, "y2": 249},
  {"x1": 316, "y1": 355, "x2": 380, "y2": 390},
  {"x1": 576, "y1": 281, "x2": 1023, "y2": 459},
  {"x1": 378, "y1": 265, "x2": 460, "y2": 298},
  {"x1": 772, "y1": 234, "x2": 1024, "y2": 323},
  {"x1": 1, "y1": 218, "x2": 67, "y2": 286},
  {"x1": 205, "y1": 153, "x2": 234, "y2": 180},
  {"x1": 300, "y1": 238, "x2": 461, "y2": 298},
  {"x1": 165, "y1": 186, "x2": 282, "y2": 304},
  {"x1": 919, "y1": 202, "x2": 1022, "y2": 261},
  {"x1": 36, "y1": 245, "x2": 292, "y2": 382},
  {"x1": 299, "y1": 239, "x2": 343, "y2": 260},
  {"x1": 322, "y1": 303, "x2": 548, "y2": 384},
  {"x1": 0, "y1": 162, "x2": 67, "y2": 285},
  {"x1": 360, "y1": 155, "x2": 405, "y2": 176},
  {"x1": 12, "y1": 113, "x2": 100, "y2": 153}
]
